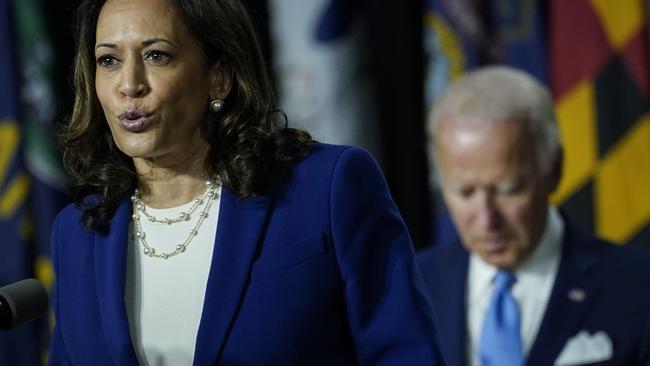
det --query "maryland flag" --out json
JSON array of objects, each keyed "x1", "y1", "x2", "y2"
[{"x1": 550, "y1": 0, "x2": 650, "y2": 246}]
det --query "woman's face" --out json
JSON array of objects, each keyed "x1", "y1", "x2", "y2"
[{"x1": 94, "y1": 0, "x2": 229, "y2": 166}]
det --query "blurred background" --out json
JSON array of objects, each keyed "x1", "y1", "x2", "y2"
[{"x1": 1, "y1": 0, "x2": 649, "y2": 363}]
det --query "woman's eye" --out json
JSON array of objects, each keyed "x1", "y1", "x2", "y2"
[
  {"x1": 144, "y1": 50, "x2": 171, "y2": 64},
  {"x1": 96, "y1": 55, "x2": 119, "y2": 69}
]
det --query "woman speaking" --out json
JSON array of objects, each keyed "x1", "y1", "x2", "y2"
[{"x1": 48, "y1": 0, "x2": 444, "y2": 365}]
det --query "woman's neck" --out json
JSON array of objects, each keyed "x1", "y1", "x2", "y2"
[{"x1": 133, "y1": 145, "x2": 213, "y2": 208}]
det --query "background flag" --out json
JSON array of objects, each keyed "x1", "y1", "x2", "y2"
[
  {"x1": 13, "y1": 0, "x2": 67, "y2": 293},
  {"x1": 423, "y1": 0, "x2": 475, "y2": 246},
  {"x1": 550, "y1": 0, "x2": 650, "y2": 246},
  {"x1": 1, "y1": 0, "x2": 68, "y2": 363},
  {"x1": 0, "y1": 0, "x2": 45, "y2": 364}
]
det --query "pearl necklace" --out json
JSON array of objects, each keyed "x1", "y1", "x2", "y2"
[{"x1": 131, "y1": 180, "x2": 219, "y2": 259}]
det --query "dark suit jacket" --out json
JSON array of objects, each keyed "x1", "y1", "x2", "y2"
[
  {"x1": 417, "y1": 220, "x2": 650, "y2": 366},
  {"x1": 48, "y1": 144, "x2": 444, "y2": 365}
]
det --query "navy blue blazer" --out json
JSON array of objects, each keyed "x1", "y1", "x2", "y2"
[
  {"x1": 417, "y1": 220, "x2": 650, "y2": 366},
  {"x1": 49, "y1": 144, "x2": 445, "y2": 365}
]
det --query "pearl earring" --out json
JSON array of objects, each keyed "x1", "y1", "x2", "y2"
[{"x1": 209, "y1": 99, "x2": 225, "y2": 114}]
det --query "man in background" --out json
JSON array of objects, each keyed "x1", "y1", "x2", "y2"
[{"x1": 418, "y1": 66, "x2": 650, "y2": 366}]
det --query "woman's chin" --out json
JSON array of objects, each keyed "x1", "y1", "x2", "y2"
[{"x1": 114, "y1": 143, "x2": 156, "y2": 159}]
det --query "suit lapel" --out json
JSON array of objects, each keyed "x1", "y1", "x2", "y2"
[
  {"x1": 94, "y1": 199, "x2": 140, "y2": 365},
  {"x1": 526, "y1": 223, "x2": 602, "y2": 366},
  {"x1": 433, "y1": 243, "x2": 469, "y2": 366},
  {"x1": 193, "y1": 187, "x2": 272, "y2": 365}
]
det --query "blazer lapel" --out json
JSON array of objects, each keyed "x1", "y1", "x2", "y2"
[
  {"x1": 94, "y1": 199, "x2": 140, "y2": 365},
  {"x1": 193, "y1": 187, "x2": 272, "y2": 365},
  {"x1": 526, "y1": 223, "x2": 602, "y2": 366}
]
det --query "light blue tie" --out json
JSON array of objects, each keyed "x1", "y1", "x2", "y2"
[{"x1": 479, "y1": 270, "x2": 524, "y2": 366}]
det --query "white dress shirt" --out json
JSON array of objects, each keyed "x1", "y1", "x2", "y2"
[
  {"x1": 125, "y1": 186, "x2": 221, "y2": 366},
  {"x1": 466, "y1": 206, "x2": 564, "y2": 366}
]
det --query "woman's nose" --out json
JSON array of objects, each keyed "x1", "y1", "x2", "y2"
[{"x1": 118, "y1": 61, "x2": 148, "y2": 98}]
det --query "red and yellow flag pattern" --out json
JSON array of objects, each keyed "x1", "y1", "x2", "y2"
[{"x1": 550, "y1": 0, "x2": 650, "y2": 245}]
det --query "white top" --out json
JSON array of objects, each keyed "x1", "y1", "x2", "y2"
[
  {"x1": 466, "y1": 206, "x2": 564, "y2": 366},
  {"x1": 125, "y1": 186, "x2": 221, "y2": 366}
]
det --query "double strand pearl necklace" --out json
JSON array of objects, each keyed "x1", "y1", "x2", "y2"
[{"x1": 131, "y1": 179, "x2": 219, "y2": 260}]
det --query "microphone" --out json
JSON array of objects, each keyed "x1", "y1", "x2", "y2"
[{"x1": 0, "y1": 279, "x2": 49, "y2": 330}]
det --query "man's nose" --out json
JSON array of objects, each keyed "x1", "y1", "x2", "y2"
[{"x1": 474, "y1": 192, "x2": 501, "y2": 230}]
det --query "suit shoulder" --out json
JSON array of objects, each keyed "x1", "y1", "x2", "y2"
[
  {"x1": 55, "y1": 203, "x2": 83, "y2": 227},
  {"x1": 568, "y1": 232, "x2": 650, "y2": 303},
  {"x1": 52, "y1": 202, "x2": 95, "y2": 242},
  {"x1": 565, "y1": 222, "x2": 650, "y2": 282},
  {"x1": 298, "y1": 143, "x2": 372, "y2": 169},
  {"x1": 416, "y1": 245, "x2": 441, "y2": 268},
  {"x1": 292, "y1": 143, "x2": 380, "y2": 184},
  {"x1": 417, "y1": 242, "x2": 468, "y2": 279},
  {"x1": 417, "y1": 241, "x2": 464, "y2": 265},
  {"x1": 599, "y1": 241, "x2": 650, "y2": 280}
]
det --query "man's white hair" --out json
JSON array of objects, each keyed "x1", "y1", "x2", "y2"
[{"x1": 428, "y1": 65, "x2": 561, "y2": 184}]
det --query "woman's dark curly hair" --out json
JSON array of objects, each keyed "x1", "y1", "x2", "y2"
[{"x1": 59, "y1": 0, "x2": 311, "y2": 232}]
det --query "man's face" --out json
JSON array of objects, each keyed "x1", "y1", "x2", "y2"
[{"x1": 434, "y1": 118, "x2": 558, "y2": 270}]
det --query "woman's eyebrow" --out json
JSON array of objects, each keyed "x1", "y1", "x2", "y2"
[
  {"x1": 95, "y1": 42, "x2": 116, "y2": 50},
  {"x1": 95, "y1": 38, "x2": 175, "y2": 51},
  {"x1": 142, "y1": 38, "x2": 175, "y2": 47}
]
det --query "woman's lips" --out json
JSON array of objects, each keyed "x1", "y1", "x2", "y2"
[{"x1": 118, "y1": 111, "x2": 153, "y2": 132}]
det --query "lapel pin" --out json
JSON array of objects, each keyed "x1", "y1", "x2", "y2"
[{"x1": 568, "y1": 288, "x2": 586, "y2": 302}]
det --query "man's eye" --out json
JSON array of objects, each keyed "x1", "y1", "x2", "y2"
[
  {"x1": 496, "y1": 182, "x2": 525, "y2": 195},
  {"x1": 96, "y1": 55, "x2": 119, "y2": 68},
  {"x1": 144, "y1": 50, "x2": 171, "y2": 64},
  {"x1": 457, "y1": 187, "x2": 473, "y2": 198}
]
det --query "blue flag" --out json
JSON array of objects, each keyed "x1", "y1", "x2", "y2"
[
  {"x1": 13, "y1": 0, "x2": 68, "y2": 292},
  {"x1": 485, "y1": 0, "x2": 548, "y2": 83},
  {"x1": 0, "y1": 0, "x2": 43, "y2": 364}
]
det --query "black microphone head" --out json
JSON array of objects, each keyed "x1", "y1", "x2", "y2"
[{"x1": 0, "y1": 278, "x2": 49, "y2": 330}]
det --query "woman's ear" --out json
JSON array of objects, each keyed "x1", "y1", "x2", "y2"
[{"x1": 209, "y1": 58, "x2": 233, "y2": 100}]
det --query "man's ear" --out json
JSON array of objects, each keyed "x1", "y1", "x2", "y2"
[
  {"x1": 548, "y1": 147, "x2": 563, "y2": 194},
  {"x1": 209, "y1": 58, "x2": 232, "y2": 100}
]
